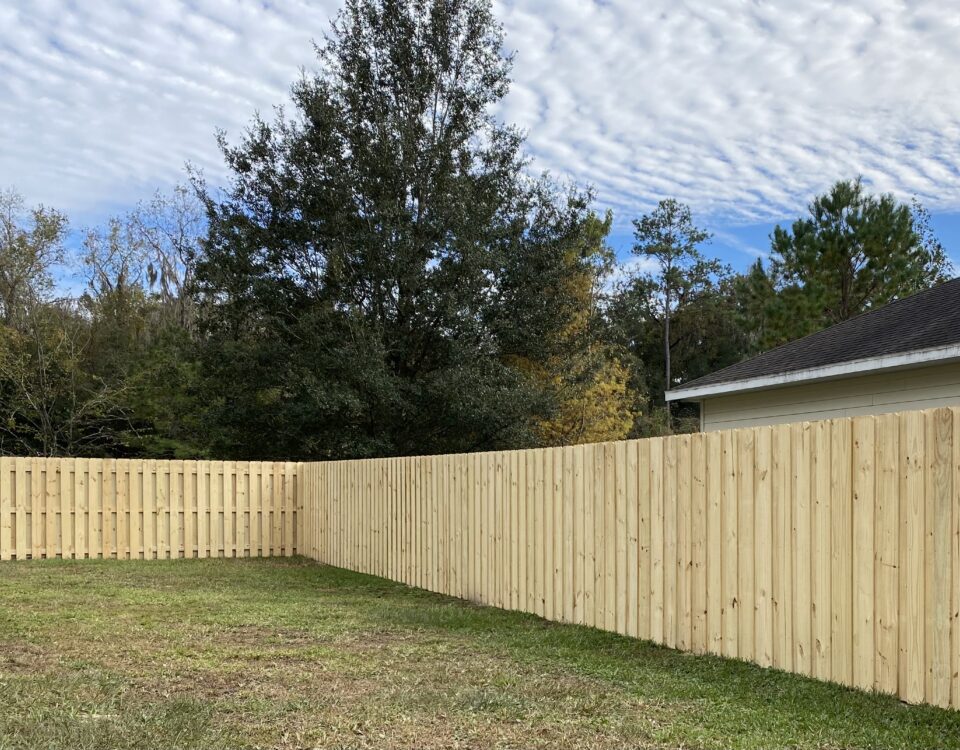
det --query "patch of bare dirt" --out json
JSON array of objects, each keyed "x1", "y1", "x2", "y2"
[{"x1": 0, "y1": 641, "x2": 53, "y2": 674}]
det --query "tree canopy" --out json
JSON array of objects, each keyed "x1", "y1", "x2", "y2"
[
  {"x1": 190, "y1": 0, "x2": 633, "y2": 459},
  {"x1": 0, "y1": 5, "x2": 954, "y2": 457},
  {"x1": 760, "y1": 178, "x2": 953, "y2": 347}
]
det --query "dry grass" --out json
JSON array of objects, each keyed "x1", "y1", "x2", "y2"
[{"x1": 0, "y1": 558, "x2": 957, "y2": 749}]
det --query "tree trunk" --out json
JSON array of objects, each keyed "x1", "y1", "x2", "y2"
[{"x1": 664, "y1": 293, "x2": 672, "y2": 431}]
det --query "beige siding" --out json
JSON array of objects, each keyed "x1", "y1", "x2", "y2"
[{"x1": 701, "y1": 362, "x2": 960, "y2": 432}]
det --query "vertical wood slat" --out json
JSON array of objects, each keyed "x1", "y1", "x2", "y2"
[
  {"x1": 676, "y1": 436, "x2": 692, "y2": 651},
  {"x1": 705, "y1": 432, "x2": 721, "y2": 655},
  {"x1": 284, "y1": 462, "x2": 295, "y2": 557},
  {"x1": 130, "y1": 460, "x2": 142, "y2": 559},
  {"x1": 59, "y1": 459, "x2": 72, "y2": 560},
  {"x1": 273, "y1": 462, "x2": 284, "y2": 557},
  {"x1": 143, "y1": 461, "x2": 155, "y2": 559},
  {"x1": 874, "y1": 413, "x2": 899, "y2": 695},
  {"x1": 182, "y1": 461, "x2": 194, "y2": 559},
  {"x1": 71, "y1": 460, "x2": 81, "y2": 558},
  {"x1": 582, "y1": 445, "x2": 595, "y2": 627},
  {"x1": 690, "y1": 434, "x2": 707, "y2": 653},
  {"x1": 0, "y1": 458, "x2": 11, "y2": 560},
  {"x1": 927, "y1": 408, "x2": 953, "y2": 707},
  {"x1": 852, "y1": 416, "x2": 876, "y2": 692},
  {"x1": 156, "y1": 460, "x2": 169, "y2": 560},
  {"x1": 255, "y1": 462, "x2": 265, "y2": 557},
  {"x1": 649, "y1": 438, "x2": 664, "y2": 644},
  {"x1": 117, "y1": 461, "x2": 129, "y2": 560},
  {"x1": 563, "y1": 446, "x2": 575, "y2": 624},
  {"x1": 197, "y1": 460, "x2": 208, "y2": 559},
  {"x1": 239, "y1": 462, "x2": 250, "y2": 558},
  {"x1": 772, "y1": 423, "x2": 793, "y2": 672},
  {"x1": 720, "y1": 431, "x2": 737, "y2": 658},
  {"x1": 626, "y1": 440, "x2": 640, "y2": 640},
  {"x1": 40, "y1": 461, "x2": 62, "y2": 559},
  {"x1": 831, "y1": 419, "x2": 853, "y2": 687},
  {"x1": 528, "y1": 451, "x2": 536, "y2": 612},
  {"x1": 604, "y1": 442, "x2": 617, "y2": 634},
  {"x1": 103, "y1": 459, "x2": 116, "y2": 559},
  {"x1": 951, "y1": 408, "x2": 960, "y2": 712},
  {"x1": 87, "y1": 458, "x2": 104, "y2": 558},
  {"x1": 15, "y1": 457, "x2": 27, "y2": 557},
  {"x1": 792, "y1": 422, "x2": 812, "y2": 676},
  {"x1": 32, "y1": 456, "x2": 44, "y2": 558},
  {"x1": 225, "y1": 461, "x2": 236, "y2": 559},
  {"x1": 754, "y1": 426, "x2": 773, "y2": 668},
  {"x1": 2, "y1": 405, "x2": 959, "y2": 712},
  {"x1": 738, "y1": 429, "x2": 755, "y2": 663},
  {"x1": 900, "y1": 410, "x2": 925, "y2": 703},
  {"x1": 812, "y1": 420, "x2": 832, "y2": 680},
  {"x1": 663, "y1": 437, "x2": 677, "y2": 649},
  {"x1": 542, "y1": 450, "x2": 554, "y2": 620}
]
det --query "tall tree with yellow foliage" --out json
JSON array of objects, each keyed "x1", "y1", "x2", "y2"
[{"x1": 505, "y1": 209, "x2": 636, "y2": 446}]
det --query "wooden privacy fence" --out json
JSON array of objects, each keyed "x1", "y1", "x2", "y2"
[
  {"x1": 299, "y1": 406, "x2": 960, "y2": 710},
  {"x1": 2, "y1": 407, "x2": 959, "y2": 711},
  {"x1": 0, "y1": 458, "x2": 301, "y2": 561}
]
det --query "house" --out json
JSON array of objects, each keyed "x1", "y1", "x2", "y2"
[{"x1": 666, "y1": 277, "x2": 960, "y2": 432}]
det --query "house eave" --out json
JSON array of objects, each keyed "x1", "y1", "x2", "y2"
[{"x1": 665, "y1": 343, "x2": 960, "y2": 403}]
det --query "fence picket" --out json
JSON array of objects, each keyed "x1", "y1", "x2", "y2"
[
  {"x1": 663, "y1": 438, "x2": 677, "y2": 648},
  {"x1": 0, "y1": 458, "x2": 11, "y2": 560},
  {"x1": 720, "y1": 431, "x2": 737, "y2": 658},
  {"x1": 900, "y1": 411, "x2": 925, "y2": 702},
  {"x1": 41, "y1": 461, "x2": 62, "y2": 559},
  {"x1": 705, "y1": 432, "x2": 721, "y2": 654},
  {"x1": 32, "y1": 457, "x2": 44, "y2": 559},
  {"x1": 852, "y1": 416, "x2": 876, "y2": 691},
  {"x1": 754, "y1": 426, "x2": 773, "y2": 667},
  {"x1": 676, "y1": 436, "x2": 692, "y2": 650},
  {"x1": 738, "y1": 430, "x2": 755, "y2": 662},
  {"x1": 771, "y1": 424, "x2": 792, "y2": 671},
  {"x1": 927, "y1": 408, "x2": 953, "y2": 707},
  {"x1": 15, "y1": 458, "x2": 27, "y2": 558},
  {"x1": 874, "y1": 414, "x2": 899, "y2": 693},
  {"x1": 627, "y1": 440, "x2": 641, "y2": 640},
  {"x1": 583, "y1": 445, "x2": 596, "y2": 628},
  {"x1": 812, "y1": 420, "x2": 832, "y2": 680}
]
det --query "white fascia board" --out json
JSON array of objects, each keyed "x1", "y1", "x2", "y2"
[{"x1": 665, "y1": 343, "x2": 960, "y2": 402}]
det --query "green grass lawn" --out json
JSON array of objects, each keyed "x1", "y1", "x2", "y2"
[{"x1": 0, "y1": 559, "x2": 957, "y2": 749}]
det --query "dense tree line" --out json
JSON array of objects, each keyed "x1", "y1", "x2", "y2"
[{"x1": 0, "y1": 0, "x2": 952, "y2": 459}]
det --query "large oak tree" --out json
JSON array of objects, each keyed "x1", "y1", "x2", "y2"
[{"x1": 192, "y1": 0, "x2": 618, "y2": 459}]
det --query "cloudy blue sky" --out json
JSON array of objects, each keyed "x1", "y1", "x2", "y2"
[{"x1": 3, "y1": 0, "x2": 960, "y2": 279}]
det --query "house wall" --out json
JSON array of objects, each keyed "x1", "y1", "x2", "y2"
[{"x1": 700, "y1": 361, "x2": 960, "y2": 431}]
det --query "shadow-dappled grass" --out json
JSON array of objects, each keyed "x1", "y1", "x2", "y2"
[{"x1": 0, "y1": 558, "x2": 957, "y2": 749}]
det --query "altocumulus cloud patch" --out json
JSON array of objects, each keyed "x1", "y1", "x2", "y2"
[{"x1": 2, "y1": 0, "x2": 960, "y2": 225}]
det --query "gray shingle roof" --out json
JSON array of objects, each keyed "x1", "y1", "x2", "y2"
[{"x1": 671, "y1": 277, "x2": 960, "y2": 394}]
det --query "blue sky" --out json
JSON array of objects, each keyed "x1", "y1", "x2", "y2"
[
  {"x1": 3, "y1": 0, "x2": 960, "y2": 284},
  {"x1": 610, "y1": 215, "x2": 960, "y2": 273}
]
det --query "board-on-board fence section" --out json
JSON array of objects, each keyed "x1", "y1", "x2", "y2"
[
  {"x1": 0, "y1": 459, "x2": 301, "y2": 560},
  {"x1": 298, "y1": 407, "x2": 960, "y2": 711}
]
